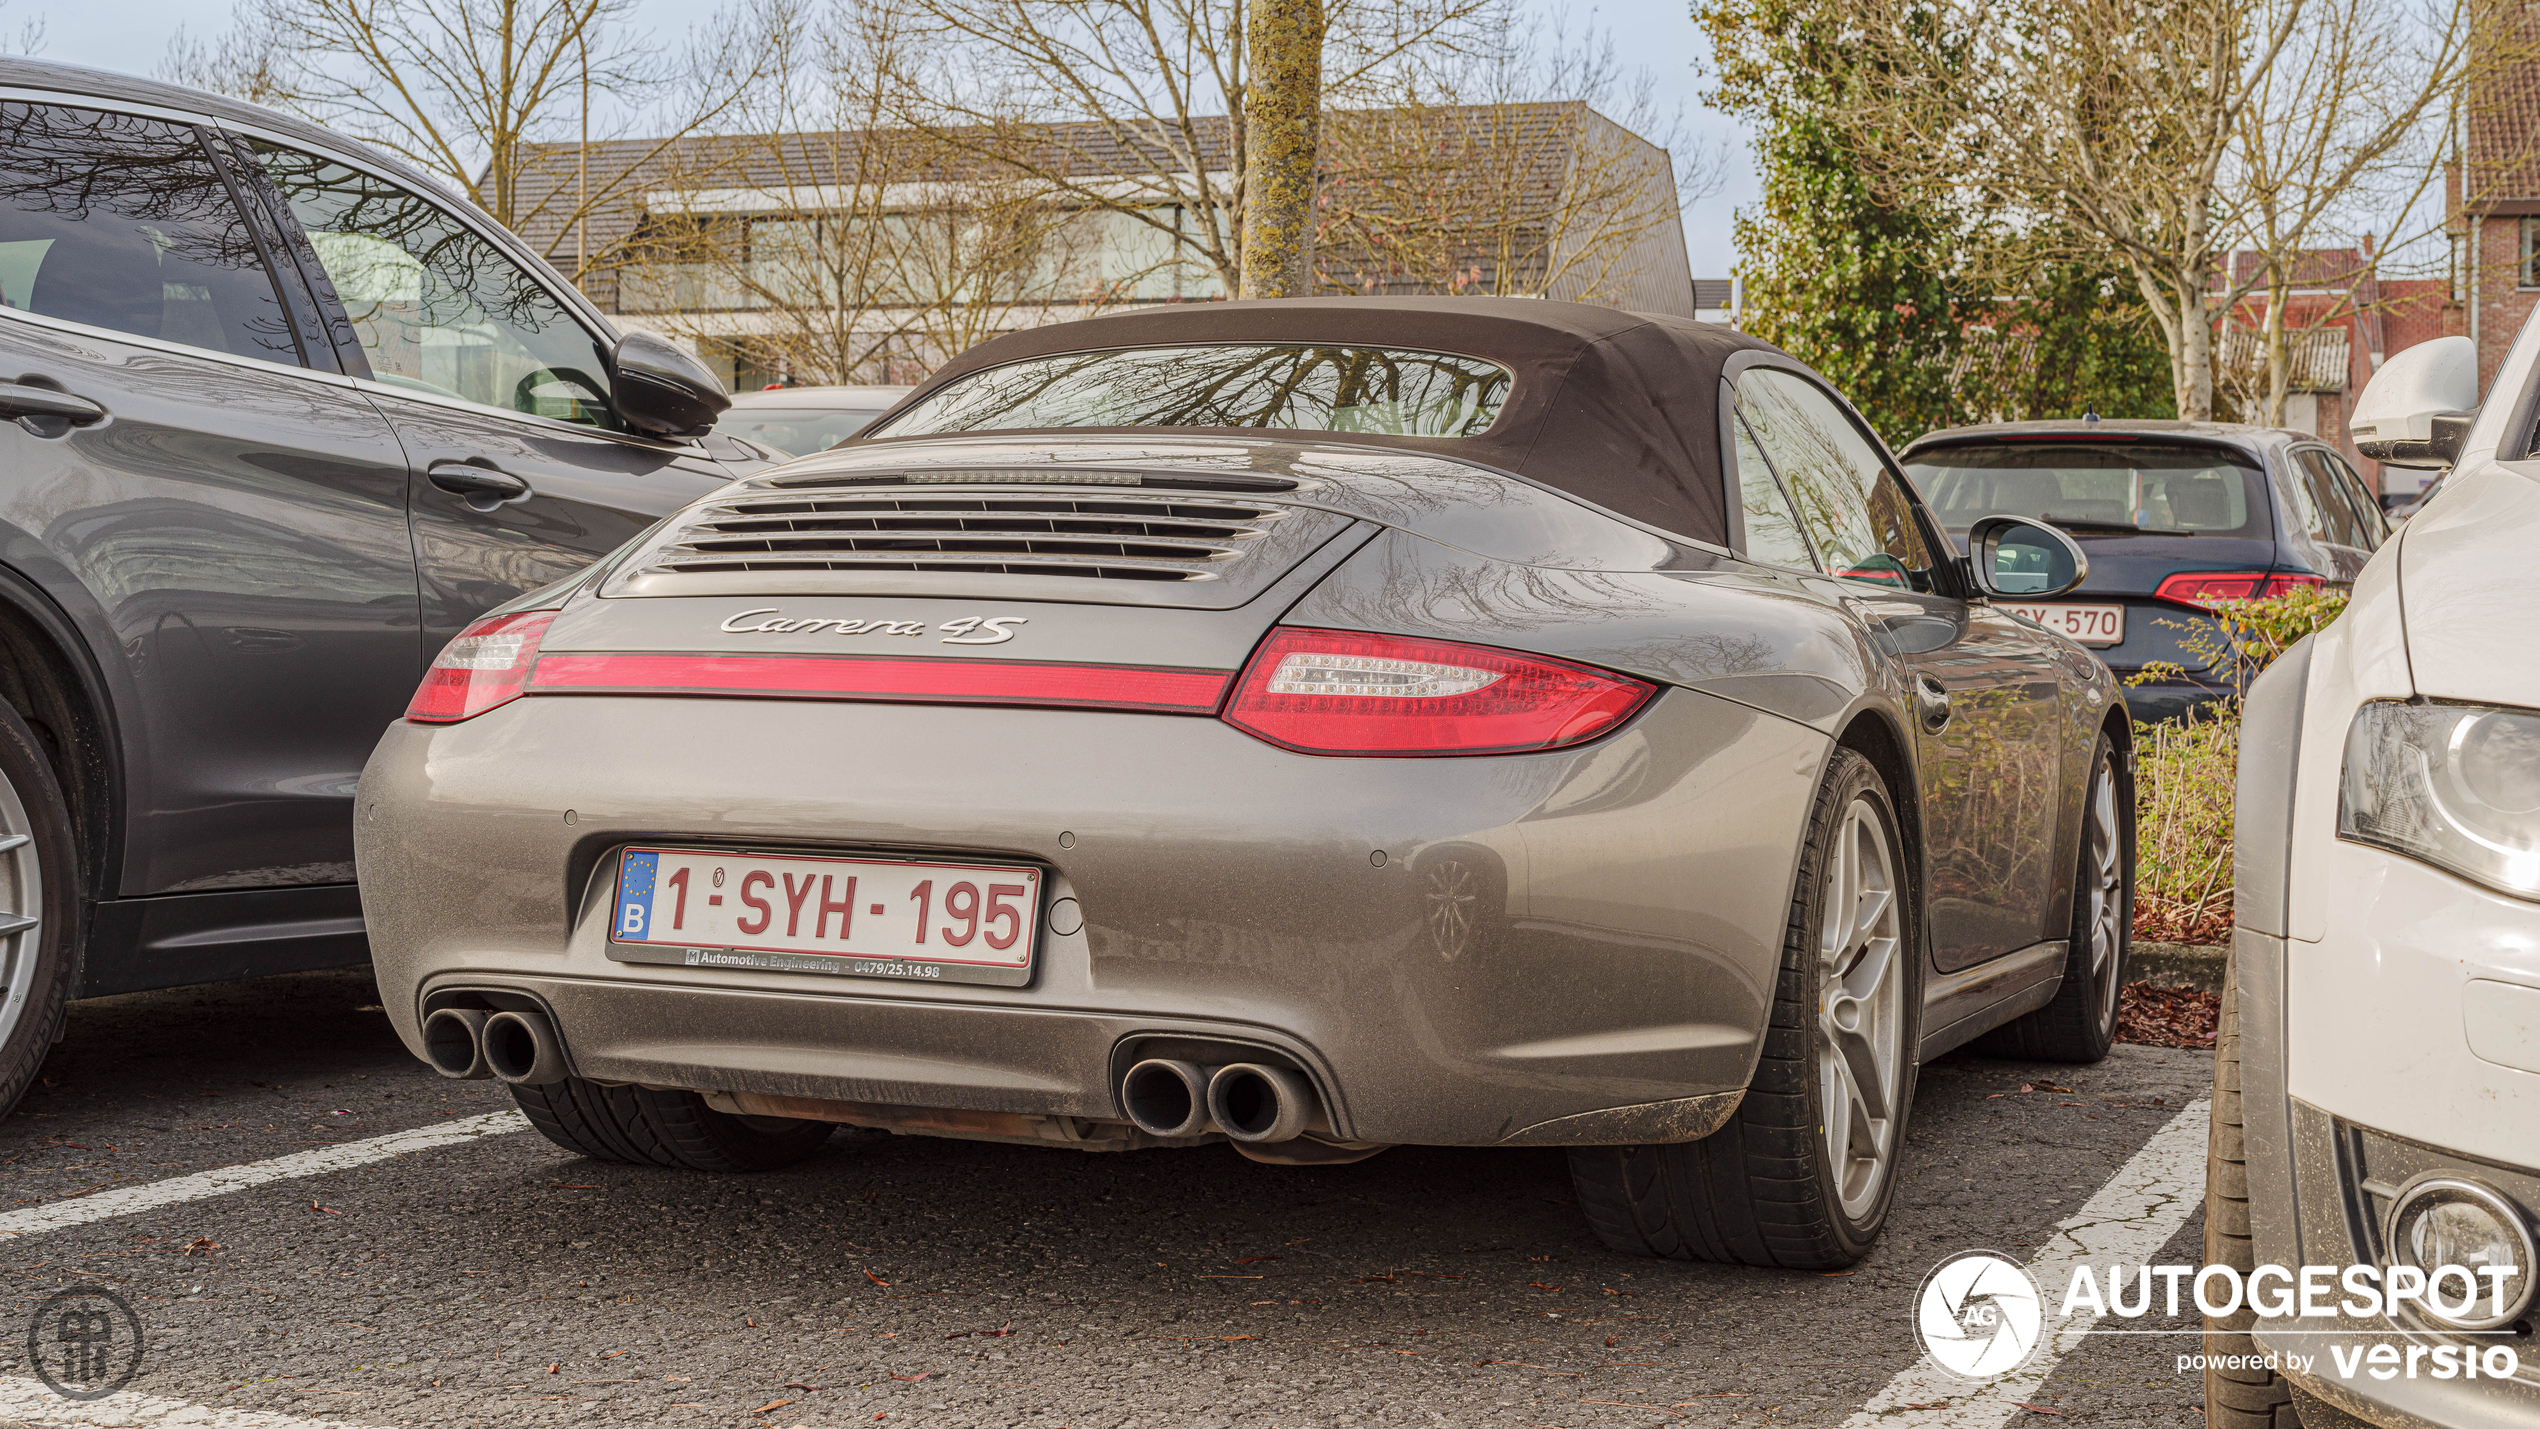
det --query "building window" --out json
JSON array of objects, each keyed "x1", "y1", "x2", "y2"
[{"x1": 2523, "y1": 217, "x2": 2540, "y2": 289}]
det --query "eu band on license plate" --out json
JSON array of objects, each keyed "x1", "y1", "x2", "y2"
[
  {"x1": 607, "y1": 847, "x2": 1041, "y2": 987},
  {"x1": 1999, "y1": 602, "x2": 2124, "y2": 647}
]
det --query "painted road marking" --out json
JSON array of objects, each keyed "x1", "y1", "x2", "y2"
[
  {"x1": 1846, "y1": 1097, "x2": 2213, "y2": 1427},
  {"x1": 0, "y1": 1374, "x2": 384, "y2": 1427},
  {"x1": 0, "y1": 1111, "x2": 529, "y2": 1240}
]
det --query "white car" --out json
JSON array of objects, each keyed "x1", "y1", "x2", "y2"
[{"x1": 2211, "y1": 330, "x2": 2540, "y2": 1426}]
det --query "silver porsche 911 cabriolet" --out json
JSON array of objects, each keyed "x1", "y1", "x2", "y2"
[{"x1": 355, "y1": 297, "x2": 2131, "y2": 1269}]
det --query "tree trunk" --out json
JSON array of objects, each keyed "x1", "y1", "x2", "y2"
[
  {"x1": 1238, "y1": 0, "x2": 1324, "y2": 299},
  {"x1": 2175, "y1": 279, "x2": 2216, "y2": 422},
  {"x1": 2261, "y1": 276, "x2": 2292, "y2": 427}
]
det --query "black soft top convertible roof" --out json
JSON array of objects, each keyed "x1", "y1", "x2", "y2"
[{"x1": 861, "y1": 296, "x2": 1781, "y2": 549}]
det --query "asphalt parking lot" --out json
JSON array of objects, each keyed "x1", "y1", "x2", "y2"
[{"x1": 0, "y1": 969, "x2": 2214, "y2": 1428}]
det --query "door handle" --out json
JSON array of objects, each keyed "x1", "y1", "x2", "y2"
[
  {"x1": 1915, "y1": 674, "x2": 1953, "y2": 733},
  {"x1": 0, "y1": 380, "x2": 105, "y2": 426},
  {"x1": 426, "y1": 460, "x2": 532, "y2": 504}
]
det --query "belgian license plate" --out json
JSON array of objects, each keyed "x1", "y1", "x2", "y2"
[
  {"x1": 606, "y1": 847, "x2": 1040, "y2": 987},
  {"x1": 1999, "y1": 602, "x2": 2125, "y2": 646}
]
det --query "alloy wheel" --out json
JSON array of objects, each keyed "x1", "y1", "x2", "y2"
[
  {"x1": 0, "y1": 762, "x2": 41, "y2": 1052},
  {"x1": 1817, "y1": 796, "x2": 1905, "y2": 1221},
  {"x1": 2081, "y1": 755, "x2": 2125, "y2": 1036}
]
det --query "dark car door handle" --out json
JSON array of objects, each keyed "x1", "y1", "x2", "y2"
[
  {"x1": 1915, "y1": 675, "x2": 1952, "y2": 733},
  {"x1": 0, "y1": 381, "x2": 105, "y2": 424},
  {"x1": 426, "y1": 461, "x2": 532, "y2": 503}
]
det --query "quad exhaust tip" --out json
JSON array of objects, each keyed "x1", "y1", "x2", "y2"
[
  {"x1": 480, "y1": 1009, "x2": 568, "y2": 1086},
  {"x1": 1205, "y1": 1062, "x2": 1316, "y2": 1144},
  {"x1": 421, "y1": 1007, "x2": 492, "y2": 1080}
]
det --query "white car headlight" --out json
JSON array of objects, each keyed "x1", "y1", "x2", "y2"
[{"x1": 2339, "y1": 700, "x2": 2540, "y2": 900}]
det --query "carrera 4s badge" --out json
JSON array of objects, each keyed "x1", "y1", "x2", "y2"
[{"x1": 717, "y1": 609, "x2": 1030, "y2": 645}]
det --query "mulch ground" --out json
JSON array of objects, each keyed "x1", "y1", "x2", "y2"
[{"x1": 2115, "y1": 981, "x2": 2219, "y2": 1049}]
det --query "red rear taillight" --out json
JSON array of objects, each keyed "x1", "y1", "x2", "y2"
[
  {"x1": 2151, "y1": 570, "x2": 2324, "y2": 611},
  {"x1": 1222, "y1": 627, "x2": 1655, "y2": 757},
  {"x1": 524, "y1": 653, "x2": 1230, "y2": 713},
  {"x1": 406, "y1": 611, "x2": 556, "y2": 724}
]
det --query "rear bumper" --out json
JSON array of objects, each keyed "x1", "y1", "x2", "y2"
[{"x1": 354, "y1": 686, "x2": 1827, "y2": 1146}]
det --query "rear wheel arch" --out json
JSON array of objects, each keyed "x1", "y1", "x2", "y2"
[
  {"x1": 1834, "y1": 708, "x2": 1924, "y2": 946},
  {"x1": 0, "y1": 564, "x2": 124, "y2": 901}
]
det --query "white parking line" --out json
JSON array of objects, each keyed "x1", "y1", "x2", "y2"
[
  {"x1": 0, "y1": 1111, "x2": 529, "y2": 1240},
  {"x1": 1845, "y1": 1097, "x2": 2213, "y2": 1427},
  {"x1": 0, "y1": 1374, "x2": 382, "y2": 1427}
]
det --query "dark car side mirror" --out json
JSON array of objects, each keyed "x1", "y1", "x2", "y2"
[
  {"x1": 1964, "y1": 514, "x2": 2090, "y2": 600},
  {"x1": 610, "y1": 331, "x2": 731, "y2": 440}
]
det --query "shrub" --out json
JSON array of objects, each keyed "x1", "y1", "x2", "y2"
[{"x1": 2127, "y1": 586, "x2": 2348, "y2": 943}]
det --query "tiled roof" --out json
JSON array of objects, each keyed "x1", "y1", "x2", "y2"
[{"x1": 2463, "y1": 8, "x2": 2540, "y2": 205}]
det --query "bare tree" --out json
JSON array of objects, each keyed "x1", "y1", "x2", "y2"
[
  {"x1": 880, "y1": 0, "x2": 1497, "y2": 296},
  {"x1": 1826, "y1": 0, "x2": 2483, "y2": 421},
  {"x1": 621, "y1": 0, "x2": 1107, "y2": 385},
  {"x1": 1314, "y1": 21, "x2": 1720, "y2": 305},
  {"x1": 1, "y1": 0, "x2": 42, "y2": 55},
  {"x1": 161, "y1": 0, "x2": 784, "y2": 284}
]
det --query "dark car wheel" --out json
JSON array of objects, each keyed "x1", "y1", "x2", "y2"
[
  {"x1": 1975, "y1": 733, "x2": 2130, "y2": 1063},
  {"x1": 511, "y1": 1078, "x2": 835, "y2": 1172},
  {"x1": 2203, "y1": 954, "x2": 2301, "y2": 1427},
  {"x1": 0, "y1": 700, "x2": 80, "y2": 1120},
  {"x1": 1567, "y1": 747, "x2": 1918, "y2": 1269}
]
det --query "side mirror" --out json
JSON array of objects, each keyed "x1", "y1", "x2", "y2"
[
  {"x1": 2351, "y1": 335, "x2": 2477, "y2": 470},
  {"x1": 1965, "y1": 514, "x2": 2089, "y2": 599},
  {"x1": 610, "y1": 331, "x2": 731, "y2": 440}
]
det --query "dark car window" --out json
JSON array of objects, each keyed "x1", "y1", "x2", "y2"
[
  {"x1": 2307, "y1": 449, "x2": 2387, "y2": 548},
  {"x1": 2327, "y1": 450, "x2": 2390, "y2": 543},
  {"x1": 251, "y1": 143, "x2": 620, "y2": 429},
  {"x1": 1904, "y1": 442, "x2": 2271, "y2": 539},
  {"x1": 0, "y1": 102, "x2": 301, "y2": 364},
  {"x1": 724, "y1": 406, "x2": 889, "y2": 457},
  {"x1": 1735, "y1": 369, "x2": 1938, "y2": 591},
  {"x1": 2292, "y1": 449, "x2": 2375, "y2": 549},
  {"x1": 873, "y1": 344, "x2": 1513, "y2": 438},
  {"x1": 1731, "y1": 412, "x2": 1817, "y2": 569}
]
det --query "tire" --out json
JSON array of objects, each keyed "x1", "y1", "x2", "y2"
[
  {"x1": 2204, "y1": 955, "x2": 2303, "y2": 1427},
  {"x1": 0, "y1": 700, "x2": 80, "y2": 1121},
  {"x1": 510, "y1": 1077, "x2": 834, "y2": 1172},
  {"x1": 1974, "y1": 732, "x2": 2130, "y2": 1063},
  {"x1": 1567, "y1": 746, "x2": 1918, "y2": 1269}
]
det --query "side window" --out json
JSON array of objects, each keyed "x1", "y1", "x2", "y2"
[
  {"x1": 2294, "y1": 450, "x2": 2372, "y2": 548},
  {"x1": 2323, "y1": 450, "x2": 2389, "y2": 547},
  {"x1": 1732, "y1": 413, "x2": 1818, "y2": 569},
  {"x1": 0, "y1": 102, "x2": 302, "y2": 364},
  {"x1": 251, "y1": 143, "x2": 619, "y2": 429},
  {"x1": 1736, "y1": 369, "x2": 1938, "y2": 591}
]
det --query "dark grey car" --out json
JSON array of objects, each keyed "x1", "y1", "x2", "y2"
[
  {"x1": 0, "y1": 60, "x2": 745, "y2": 1111},
  {"x1": 1901, "y1": 419, "x2": 2392, "y2": 722}
]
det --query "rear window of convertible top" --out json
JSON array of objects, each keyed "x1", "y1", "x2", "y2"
[
  {"x1": 1905, "y1": 442, "x2": 2272, "y2": 539},
  {"x1": 869, "y1": 343, "x2": 1514, "y2": 439}
]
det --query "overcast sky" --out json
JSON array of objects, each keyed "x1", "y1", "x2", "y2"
[{"x1": 15, "y1": 0, "x2": 1759, "y2": 280}]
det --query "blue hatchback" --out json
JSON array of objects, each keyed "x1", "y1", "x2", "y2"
[{"x1": 1899, "y1": 419, "x2": 2390, "y2": 721}]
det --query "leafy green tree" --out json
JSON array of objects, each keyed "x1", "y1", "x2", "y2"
[{"x1": 1701, "y1": 0, "x2": 2174, "y2": 447}]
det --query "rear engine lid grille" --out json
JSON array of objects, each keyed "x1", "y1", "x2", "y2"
[{"x1": 651, "y1": 490, "x2": 1292, "y2": 583}]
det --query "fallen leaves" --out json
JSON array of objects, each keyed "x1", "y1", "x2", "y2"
[
  {"x1": 310, "y1": 1203, "x2": 339, "y2": 1215},
  {"x1": 2117, "y1": 982, "x2": 2220, "y2": 1049},
  {"x1": 752, "y1": 1399, "x2": 795, "y2": 1414},
  {"x1": 862, "y1": 1269, "x2": 890, "y2": 1287},
  {"x1": 181, "y1": 1238, "x2": 220, "y2": 1256}
]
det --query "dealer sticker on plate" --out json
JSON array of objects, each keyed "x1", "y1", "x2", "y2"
[
  {"x1": 1998, "y1": 602, "x2": 2125, "y2": 647},
  {"x1": 607, "y1": 846, "x2": 1040, "y2": 987}
]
